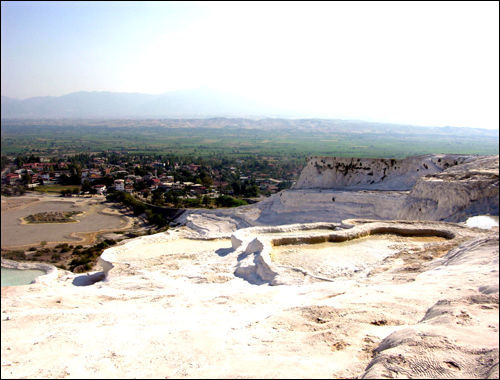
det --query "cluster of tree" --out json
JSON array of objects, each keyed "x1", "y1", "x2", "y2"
[
  {"x1": 13, "y1": 154, "x2": 40, "y2": 168},
  {"x1": 57, "y1": 163, "x2": 82, "y2": 185},
  {"x1": 80, "y1": 180, "x2": 98, "y2": 194},
  {"x1": 1, "y1": 184, "x2": 26, "y2": 196},
  {"x1": 214, "y1": 195, "x2": 248, "y2": 208},
  {"x1": 106, "y1": 191, "x2": 169, "y2": 227},
  {"x1": 1, "y1": 155, "x2": 11, "y2": 171},
  {"x1": 231, "y1": 180, "x2": 259, "y2": 197},
  {"x1": 170, "y1": 169, "x2": 212, "y2": 187},
  {"x1": 60, "y1": 187, "x2": 80, "y2": 196},
  {"x1": 54, "y1": 242, "x2": 74, "y2": 253},
  {"x1": 69, "y1": 239, "x2": 117, "y2": 272},
  {"x1": 65, "y1": 153, "x2": 91, "y2": 166}
]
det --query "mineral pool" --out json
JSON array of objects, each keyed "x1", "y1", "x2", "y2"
[{"x1": 1, "y1": 267, "x2": 46, "y2": 287}]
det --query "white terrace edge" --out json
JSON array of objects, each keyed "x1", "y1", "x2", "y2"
[{"x1": 99, "y1": 220, "x2": 478, "y2": 285}]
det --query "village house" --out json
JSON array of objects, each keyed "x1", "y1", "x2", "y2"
[
  {"x1": 162, "y1": 182, "x2": 184, "y2": 192},
  {"x1": 158, "y1": 182, "x2": 170, "y2": 192},
  {"x1": 114, "y1": 179, "x2": 125, "y2": 191},
  {"x1": 160, "y1": 175, "x2": 174, "y2": 183},
  {"x1": 190, "y1": 184, "x2": 207, "y2": 195},
  {"x1": 149, "y1": 178, "x2": 160, "y2": 190},
  {"x1": 261, "y1": 184, "x2": 279, "y2": 193},
  {"x1": 93, "y1": 184, "x2": 106, "y2": 194},
  {"x1": 188, "y1": 164, "x2": 201, "y2": 172},
  {"x1": 29, "y1": 174, "x2": 39, "y2": 184},
  {"x1": 88, "y1": 173, "x2": 103, "y2": 182},
  {"x1": 125, "y1": 175, "x2": 140, "y2": 182},
  {"x1": 5, "y1": 172, "x2": 20, "y2": 185},
  {"x1": 39, "y1": 172, "x2": 51, "y2": 181},
  {"x1": 21, "y1": 162, "x2": 60, "y2": 172}
]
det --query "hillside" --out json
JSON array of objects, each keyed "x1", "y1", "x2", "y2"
[
  {"x1": 2, "y1": 92, "x2": 499, "y2": 139},
  {"x1": 0, "y1": 88, "x2": 284, "y2": 119}
]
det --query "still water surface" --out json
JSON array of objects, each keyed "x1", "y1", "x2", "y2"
[{"x1": 1, "y1": 267, "x2": 46, "y2": 287}]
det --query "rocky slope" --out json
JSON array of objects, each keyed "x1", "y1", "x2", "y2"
[
  {"x1": 175, "y1": 155, "x2": 498, "y2": 233},
  {"x1": 293, "y1": 154, "x2": 471, "y2": 191},
  {"x1": 398, "y1": 155, "x2": 499, "y2": 222},
  {"x1": 2, "y1": 220, "x2": 497, "y2": 379},
  {"x1": 1, "y1": 153, "x2": 498, "y2": 379}
]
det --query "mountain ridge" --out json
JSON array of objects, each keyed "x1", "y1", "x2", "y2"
[
  {"x1": 2, "y1": 89, "x2": 498, "y2": 136},
  {"x1": 1, "y1": 88, "x2": 286, "y2": 119}
]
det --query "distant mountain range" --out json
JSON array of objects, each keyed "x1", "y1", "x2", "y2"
[
  {"x1": 1, "y1": 87, "x2": 289, "y2": 119},
  {"x1": 1, "y1": 88, "x2": 498, "y2": 138}
]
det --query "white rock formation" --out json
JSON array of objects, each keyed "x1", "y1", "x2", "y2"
[
  {"x1": 293, "y1": 154, "x2": 470, "y2": 190},
  {"x1": 2, "y1": 153, "x2": 498, "y2": 379},
  {"x1": 254, "y1": 189, "x2": 408, "y2": 224},
  {"x1": 398, "y1": 155, "x2": 499, "y2": 222},
  {"x1": 360, "y1": 235, "x2": 500, "y2": 379},
  {"x1": 2, "y1": 221, "x2": 497, "y2": 379},
  {"x1": 177, "y1": 154, "x2": 498, "y2": 229}
]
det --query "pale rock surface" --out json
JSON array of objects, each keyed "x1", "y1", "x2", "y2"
[
  {"x1": 398, "y1": 155, "x2": 499, "y2": 222},
  {"x1": 2, "y1": 154, "x2": 499, "y2": 379},
  {"x1": 176, "y1": 190, "x2": 408, "y2": 232},
  {"x1": 2, "y1": 223, "x2": 497, "y2": 379},
  {"x1": 178, "y1": 154, "x2": 498, "y2": 230},
  {"x1": 360, "y1": 235, "x2": 500, "y2": 379},
  {"x1": 293, "y1": 154, "x2": 471, "y2": 190}
]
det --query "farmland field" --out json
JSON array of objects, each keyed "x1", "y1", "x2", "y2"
[{"x1": 1, "y1": 119, "x2": 498, "y2": 159}]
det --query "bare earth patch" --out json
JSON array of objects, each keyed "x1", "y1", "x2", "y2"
[{"x1": 1, "y1": 195, "x2": 132, "y2": 248}]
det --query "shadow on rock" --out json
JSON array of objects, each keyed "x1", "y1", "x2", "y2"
[
  {"x1": 216, "y1": 247, "x2": 234, "y2": 257},
  {"x1": 72, "y1": 272, "x2": 106, "y2": 286}
]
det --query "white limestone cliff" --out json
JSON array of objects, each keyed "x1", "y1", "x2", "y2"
[
  {"x1": 397, "y1": 155, "x2": 499, "y2": 222},
  {"x1": 293, "y1": 154, "x2": 471, "y2": 190},
  {"x1": 176, "y1": 154, "x2": 498, "y2": 232}
]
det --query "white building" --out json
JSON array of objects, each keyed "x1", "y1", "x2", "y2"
[
  {"x1": 114, "y1": 179, "x2": 125, "y2": 191},
  {"x1": 94, "y1": 184, "x2": 107, "y2": 194}
]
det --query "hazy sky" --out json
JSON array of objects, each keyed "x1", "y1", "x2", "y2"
[{"x1": 1, "y1": 1, "x2": 499, "y2": 129}]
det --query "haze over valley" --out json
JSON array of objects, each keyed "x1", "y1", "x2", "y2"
[{"x1": 1, "y1": 3, "x2": 498, "y2": 379}]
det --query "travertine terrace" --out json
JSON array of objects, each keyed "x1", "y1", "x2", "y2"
[{"x1": 1, "y1": 154, "x2": 498, "y2": 379}]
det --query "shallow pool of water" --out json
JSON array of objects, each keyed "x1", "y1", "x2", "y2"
[
  {"x1": 260, "y1": 229, "x2": 336, "y2": 237},
  {"x1": 116, "y1": 239, "x2": 232, "y2": 261},
  {"x1": 1, "y1": 267, "x2": 46, "y2": 287},
  {"x1": 465, "y1": 215, "x2": 499, "y2": 229},
  {"x1": 271, "y1": 234, "x2": 446, "y2": 279}
]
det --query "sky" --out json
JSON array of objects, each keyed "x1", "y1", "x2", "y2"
[{"x1": 1, "y1": 1, "x2": 499, "y2": 129}]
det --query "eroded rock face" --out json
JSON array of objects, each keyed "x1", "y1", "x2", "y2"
[
  {"x1": 176, "y1": 154, "x2": 498, "y2": 230},
  {"x1": 360, "y1": 235, "x2": 500, "y2": 379},
  {"x1": 258, "y1": 154, "x2": 499, "y2": 225},
  {"x1": 293, "y1": 154, "x2": 470, "y2": 191},
  {"x1": 255, "y1": 190, "x2": 407, "y2": 225},
  {"x1": 398, "y1": 155, "x2": 499, "y2": 222}
]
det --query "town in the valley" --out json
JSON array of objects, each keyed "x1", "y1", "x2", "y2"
[{"x1": 1, "y1": 151, "x2": 303, "y2": 207}]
